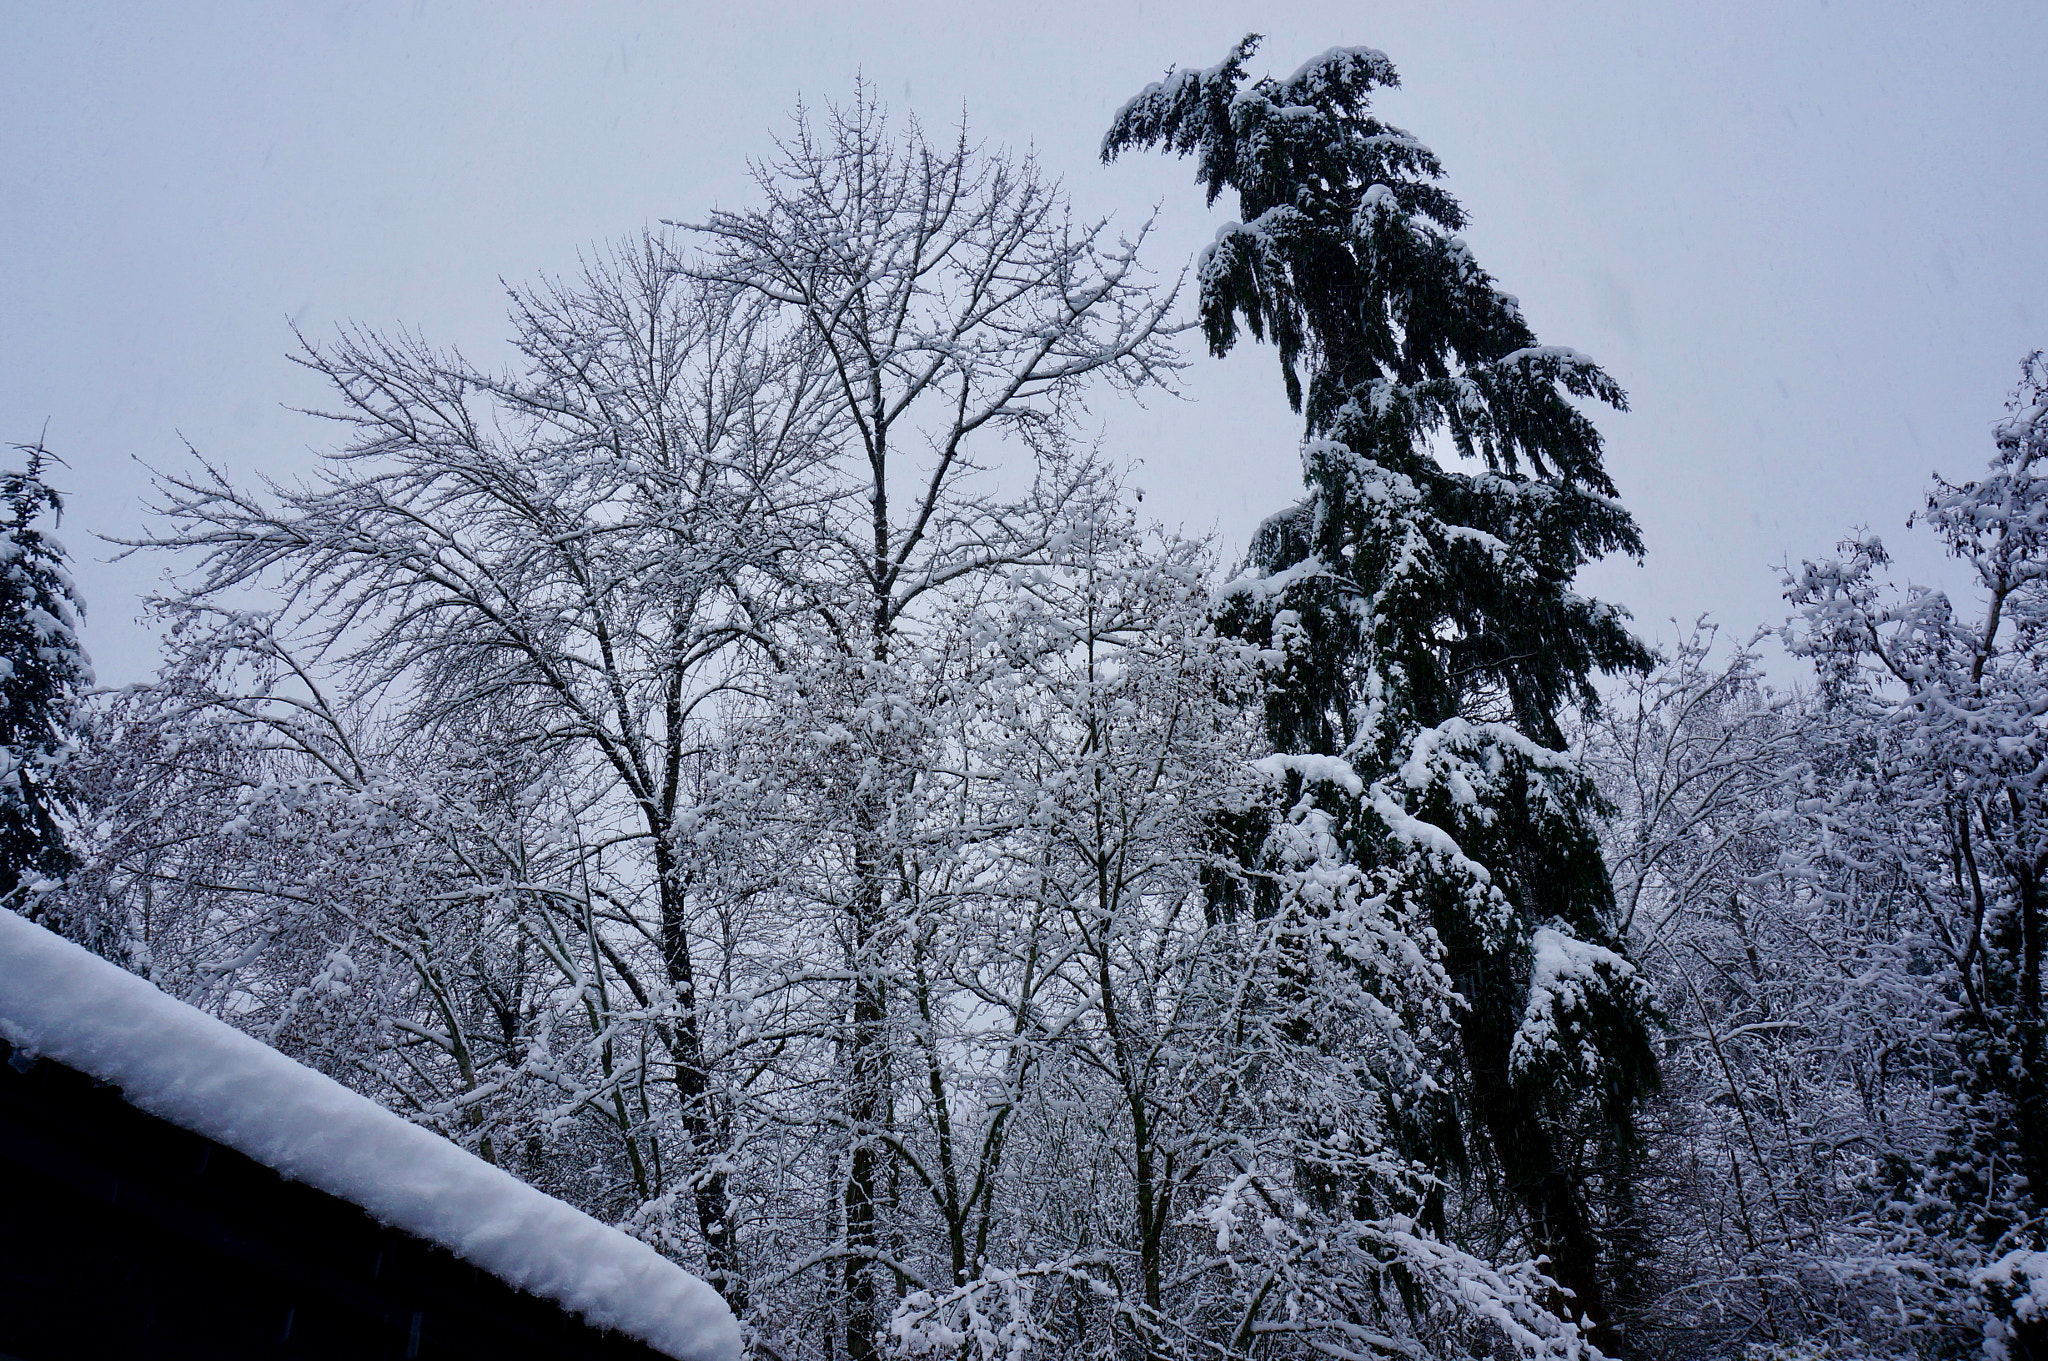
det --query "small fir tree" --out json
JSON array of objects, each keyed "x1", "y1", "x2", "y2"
[
  {"x1": 1106, "y1": 37, "x2": 1659, "y2": 1339},
  {"x1": 0, "y1": 439, "x2": 89, "y2": 907}
]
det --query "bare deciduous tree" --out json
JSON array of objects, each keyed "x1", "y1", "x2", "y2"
[
  {"x1": 122, "y1": 236, "x2": 839, "y2": 1309},
  {"x1": 685, "y1": 91, "x2": 1180, "y2": 1361}
]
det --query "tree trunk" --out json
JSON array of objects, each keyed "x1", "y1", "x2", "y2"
[
  {"x1": 1455, "y1": 945, "x2": 1612, "y2": 1347},
  {"x1": 657, "y1": 847, "x2": 747, "y2": 1317},
  {"x1": 843, "y1": 823, "x2": 890, "y2": 1361}
]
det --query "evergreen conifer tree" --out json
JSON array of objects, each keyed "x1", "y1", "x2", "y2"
[
  {"x1": 0, "y1": 439, "x2": 88, "y2": 907},
  {"x1": 1107, "y1": 38, "x2": 1659, "y2": 1340}
]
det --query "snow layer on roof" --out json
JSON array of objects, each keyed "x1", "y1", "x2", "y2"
[{"x1": 0, "y1": 908, "x2": 740, "y2": 1361}]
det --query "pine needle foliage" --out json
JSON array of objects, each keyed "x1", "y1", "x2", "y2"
[
  {"x1": 0, "y1": 438, "x2": 88, "y2": 906},
  {"x1": 1106, "y1": 35, "x2": 1660, "y2": 1340}
]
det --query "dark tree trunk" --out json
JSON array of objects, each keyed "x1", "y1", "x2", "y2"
[
  {"x1": 842, "y1": 825, "x2": 890, "y2": 1361},
  {"x1": 1453, "y1": 943, "x2": 1612, "y2": 1348},
  {"x1": 657, "y1": 850, "x2": 747, "y2": 1318}
]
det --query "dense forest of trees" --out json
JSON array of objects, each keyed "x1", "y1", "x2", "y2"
[{"x1": 11, "y1": 35, "x2": 2048, "y2": 1361}]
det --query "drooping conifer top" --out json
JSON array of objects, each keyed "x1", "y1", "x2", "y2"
[
  {"x1": 1105, "y1": 37, "x2": 1629, "y2": 493},
  {"x1": 1107, "y1": 35, "x2": 1650, "y2": 743}
]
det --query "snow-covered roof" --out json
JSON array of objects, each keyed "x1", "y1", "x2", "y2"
[{"x1": 0, "y1": 907, "x2": 741, "y2": 1361}]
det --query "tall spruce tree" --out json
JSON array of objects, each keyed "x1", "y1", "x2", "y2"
[
  {"x1": 1106, "y1": 38, "x2": 1659, "y2": 1340},
  {"x1": 0, "y1": 440, "x2": 87, "y2": 907}
]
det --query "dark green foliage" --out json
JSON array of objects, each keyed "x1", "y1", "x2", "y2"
[
  {"x1": 0, "y1": 441, "x2": 88, "y2": 906},
  {"x1": 1107, "y1": 35, "x2": 1659, "y2": 1339}
]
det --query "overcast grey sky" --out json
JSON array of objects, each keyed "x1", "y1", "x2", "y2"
[{"x1": 6, "y1": 1, "x2": 2046, "y2": 684}]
